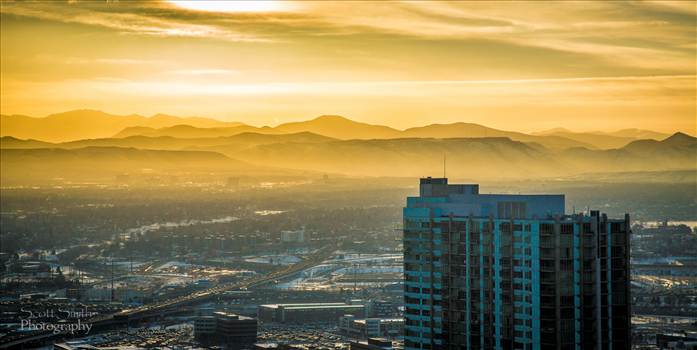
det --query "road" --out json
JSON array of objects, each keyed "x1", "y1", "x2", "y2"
[
  {"x1": 90, "y1": 245, "x2": 336, "y2": 324},
  {"x1": 0, "y1": 246, "x2": 337, "y2": 348}
]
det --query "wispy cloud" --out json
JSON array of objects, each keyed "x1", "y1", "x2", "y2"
[
  {"x1": 62, "y1": 57, "x2": 168, "y2": 65},
  {"x1": 1, "y1": 0, "x2": 694, "y2": 132},
  {"x1": 0, "y1": 1, "x2": 271, "y2": 42},
  {"x1": 168, "y1": 69, "x2": 240, "y2": 76},
  {"x1": 1, "y1": 1, "x2": 694, "y2": 73},
  {"x1": 295, "y1": 1, "x2": 696, "y2": 72}
]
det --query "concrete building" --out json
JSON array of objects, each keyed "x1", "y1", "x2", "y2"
[
  {"x1": 194, "y1": 311, "x2": 257, "y2": 348},
  {"x1": 341, "y1": 315, "x2": 404, "y2": 338},
  {"x1": 403, "y1": 178, "x2": 631, "y2": 349},
  {"x1": 258, "y1": 302, "x2": 365, "y2": 323}
]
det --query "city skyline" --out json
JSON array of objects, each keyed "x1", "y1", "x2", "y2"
[{"x1": 1, "y1": 1, "x2": 696, "y2": 133}]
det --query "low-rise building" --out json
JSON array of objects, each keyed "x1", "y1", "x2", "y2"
[
  {"x1": 340, "y1": 315, "x2": 404, "y2": 338},
  {"x1": 258, "y1": 302, "x2": 365, "y2": 323}
]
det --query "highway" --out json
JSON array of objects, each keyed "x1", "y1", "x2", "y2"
[
  {"x1": 88, "y1": 245, "x2": 336, "y2": 325},
  {"x1": 0, "y1": 246, "x2": 338, "y2": 348}
]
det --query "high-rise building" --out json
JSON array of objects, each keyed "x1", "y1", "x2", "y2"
[{"x1": 403, "y1": 178, "x2": 631, "y2": 350}]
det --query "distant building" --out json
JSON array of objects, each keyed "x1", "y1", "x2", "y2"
[
  {"x1": 350, "y1": 338, "x2": 398, "y2": 350},
  {"x1": 340, "y1": 315, "x2": 404, "y2": 338},
  {"x1": 404, "y1": 178, "x2": 631, "y2": 349},
  {"x1": 280, "y1": 230, "x2": 305, "y2": 243},
  {"x1": 258, "y1": 302, "x2": 365, "y2": 323},
  {"x1": 195, "y1": 311, "x2": 257, "y2": 348},
  {"x1": 194, "y1": 315, "x2": 217, "y2": 340},
  {"x1": 367, "y1": 300, "x2": 395, "y2": 318}
]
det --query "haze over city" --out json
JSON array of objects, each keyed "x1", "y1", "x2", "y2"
[{"x1": 1, "y1": 1, "x2": 696, "y2": 350}]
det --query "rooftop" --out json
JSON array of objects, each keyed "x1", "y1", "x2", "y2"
[
  {"x1": 408, "y1": 177, "x2": 565, "y2": 219},
  {"x1": 260, "y1": 302, "x2": 365, "y2": 311}
]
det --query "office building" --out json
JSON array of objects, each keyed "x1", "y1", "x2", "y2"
[
  {"x1": 403, "y1": 178, "x2": 631, "y2": 349},
  {"x1": 194, "y1": 311, "x2": 257, "y2": 348}
]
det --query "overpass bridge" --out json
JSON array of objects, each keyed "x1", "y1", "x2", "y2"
[
  {"x1": 0, "y1": 247, "x2": 338, "y2": 348},
  {"x1": 88, "y1": 245, "x2": 336, "y2": 327}
]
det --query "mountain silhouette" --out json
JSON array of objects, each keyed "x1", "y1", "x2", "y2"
[
  {"x1": 601, "y1": 128, "x2": 670, "y2": 140},
  {"x1": 115, "y1": 116, "x2": 592, "y2": 149},
  {"x1": 560, "y1": 132, "x2": 696, "y2": 173},
  {"x1": 2, "y1": 110, "x2": 676, "y2": 151},
  {"x1": 1, "y1": 132, "x2": 694, "y2": 183},
  {"x1": 533, "y1": 128, "x2": 670, "y2": 149},
  {"x1": 0, "y1": 110, "x2": 243, "y2": 142},
  {"x1": 273, "y1": 115, "x2": 402, "y2": 139},
  {"x1": 402, "y1": 122, "x2": 592, "y2": 150},
  {"x1": 2, "y1": 110, "x2": 692, "y2": 182},
  {"x1": 0, "y1": 132, "x2": 335, "y2": 151},
  {"x1": 531, "y1": 130, "x2": 636, "y2": 149}
]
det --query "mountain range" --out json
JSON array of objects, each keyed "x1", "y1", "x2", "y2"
[
  {"x1": 112, "y1": 116, "x2": 597, "y2": 150},
  {"x1": 1, "y1": 110, "x2": 694, "y2": 184},
  {"x1": 0, "y1": 110, "x2": 243, "y2": 142},
  {"x1": 1, "y1": 131, "x2": 694, "y2": 183},
  {"x1": 1, "y1": 110, "x2": 672, "y2": 150},
  {"x1": 532, "y1": 128, "x2": 670, "y2": 149}
]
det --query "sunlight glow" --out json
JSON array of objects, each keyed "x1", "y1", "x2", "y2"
[{"x1": 168, "y1": 1, "x2": 290, "y2": 13}]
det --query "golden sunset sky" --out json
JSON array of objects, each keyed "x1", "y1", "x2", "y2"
[{"x1": 1, "y1": 0, "x2": 695, "y2": 133}]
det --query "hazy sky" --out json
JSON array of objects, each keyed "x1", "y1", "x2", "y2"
[{"x1": 1, "y1": 0, "x2": 695, "y2": 133}]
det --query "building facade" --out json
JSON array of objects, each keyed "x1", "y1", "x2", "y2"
[
  {"x1": 194, "y1": 312, "x2": 257, "y2": 348},
  {"x1": 340, "y1": 315, "x2": 404, "y2": 338},
  {"x1": 403, "y1": 178, "x2": 631, "y2": 350}
]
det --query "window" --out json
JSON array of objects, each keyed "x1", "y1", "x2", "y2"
[
  {"x1": 561, "y1": 224, "x2": 573, "y2": 235},
  {"x1": 498, "y1": 202, "x2": 527, "y2": 219},
  {"x1": 540, "y1": 223, "x2": 554, "y2": 235}
]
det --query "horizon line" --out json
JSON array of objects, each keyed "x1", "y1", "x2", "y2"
[{"x1": 1, "y1": 108, "x2": 693, "y2": 137}]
